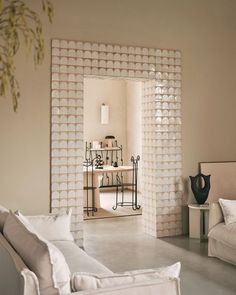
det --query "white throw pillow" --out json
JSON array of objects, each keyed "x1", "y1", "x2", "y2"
[
  {"x1": 0, "y1": 205, "x2": 9, "y2": 232},
  {"x1": 219, "y1": 198, "x2": 236, "y2": 225},
  {"x1": 71, "y1": 262, "x2": 181, "y2": 292},
  {"x1": 17, "y1": 209, "x2": 74, "y2": 242},
  {"x1": 3, "y1": 212, "x2": 71, "y2": 295}
]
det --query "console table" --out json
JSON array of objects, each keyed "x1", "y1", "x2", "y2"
[{"x1": 83, "y1": 165, "x2": 134, "y2": 208}]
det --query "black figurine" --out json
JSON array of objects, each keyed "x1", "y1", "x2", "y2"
[
  {"x1": 95, "y1": 155, "x2": 104, "y2": 169},
  {"x1": 189, "y1": 173, "x2": 211, "y2": 205}
]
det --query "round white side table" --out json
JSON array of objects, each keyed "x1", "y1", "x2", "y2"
[{"x1": 188, "y1": 204, "x2": 210, "y2": 242}]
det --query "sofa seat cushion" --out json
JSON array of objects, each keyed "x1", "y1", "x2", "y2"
[
  {"x1": 71, "y1": 262, "x2": 181, "y2": 292},
  {"x1": 70, "y1": 277, "x2": 181, "y2": 295},
  {"x1": 53, "y1": 241, "x2": 113, "y2": 275},
  {"x1": 219, "y1": 198, "x2": 236, "y2": 225},
  {"x1": 208, "y1": 222, "x2": 236, "y2": 248}
]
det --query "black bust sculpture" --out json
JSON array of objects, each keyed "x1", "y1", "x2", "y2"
[{"x1": 189, "y1": 173, "x2": 211, "y2": 205}]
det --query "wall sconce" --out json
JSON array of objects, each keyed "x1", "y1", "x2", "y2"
[{"x1": 101, "y1": 103, "x2": 109, "y2": 124}]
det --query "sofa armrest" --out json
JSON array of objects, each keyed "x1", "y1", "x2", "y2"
[
  {"x1": 209, "y1": 203, "x2": 224, "y2": 231},
  {"x1": 69, "y1": 277, "x2": 181, "y2": 295},
  {"x1": 0, "y1": 233, "x2": 39, "y2": 295}
]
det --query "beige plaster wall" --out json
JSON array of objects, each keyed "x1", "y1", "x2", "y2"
[
  {"x1": 126, "y1": 81, "x2": 142, "y2": 189},
  {"x1": 1, "y1": 0, "x2": 236, "y2": 213},
  {"x1": 84, "y1": 78, "x2": 127, "y2": 156},
  {"x1": 126, "y1": 81, "x2": 142, "y2": 162}
]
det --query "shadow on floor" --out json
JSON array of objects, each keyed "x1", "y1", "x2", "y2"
[{"x1": 160, "y1": 235, "x2": 208, "y2": 257}]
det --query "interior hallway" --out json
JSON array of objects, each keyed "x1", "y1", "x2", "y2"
[{"x1": 84, "y1": 216, "x2": 236, "y2": 295}]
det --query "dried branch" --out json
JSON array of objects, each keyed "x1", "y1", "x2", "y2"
[{"x1": 0, "y1": 0, "x2": 53, "y2": 111}]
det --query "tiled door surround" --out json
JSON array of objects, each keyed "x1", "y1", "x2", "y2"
[{"x1": 51, "y1": 39, "x2": 183, "y2": 246}]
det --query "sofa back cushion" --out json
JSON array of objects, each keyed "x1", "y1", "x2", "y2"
[
  {"x1": 18, "y1": 210, "x2": 74, "y2": 242},
  {"x1": 3, "y1": 212, "x2": 71, "y2": 295},
  {"x1": 219, "y1": 198, "x2": 236, "y2": 225},
  {"x1": 0, "y1": 205, "x2": 9, "y2": 232}
]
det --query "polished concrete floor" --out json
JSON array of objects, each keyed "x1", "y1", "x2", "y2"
[{"x1": 84, "y1": 216, "x2": 236, "y2": 295}]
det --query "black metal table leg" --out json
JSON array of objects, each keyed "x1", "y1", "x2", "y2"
[{"x1": 113, "y1": 156, "x2": 141, "y2": 211}]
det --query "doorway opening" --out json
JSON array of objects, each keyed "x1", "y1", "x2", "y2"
[{"x1": 83, "y1": 76, "x2": 143, "y2": 220}]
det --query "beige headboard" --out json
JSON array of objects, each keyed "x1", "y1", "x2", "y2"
[{"x1": 200, "y1": 161, "x2": 236, "y2": 203}]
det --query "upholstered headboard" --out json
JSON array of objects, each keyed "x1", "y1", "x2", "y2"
[{"x1": 200, "y1": 161, "x2": 236, "y2": 203}]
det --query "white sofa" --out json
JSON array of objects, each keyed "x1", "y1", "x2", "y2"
[
  {"x1": 0, "y1": 209, "x2": 181, "y2": 295},
  {"x1": 208, "y1": 202, "x2": 236, "y2": 266}
]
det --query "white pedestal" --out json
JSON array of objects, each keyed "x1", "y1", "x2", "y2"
[{"x1": 188, "y1": 204, "x2": 209, "y2": 241}]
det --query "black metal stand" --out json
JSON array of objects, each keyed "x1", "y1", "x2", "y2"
[
  {"x1": 84, "y1": 142, "x2": 141, "y2": 213},
  {"x1": 85, "y1": 141, "x2": 124, "y2": 189},
  {"x1": 112, "y1": 156, "x2": 141, "y2": 211},
  {"x1": 83, "y1": 159, "x2": 97, "y2": 216}
]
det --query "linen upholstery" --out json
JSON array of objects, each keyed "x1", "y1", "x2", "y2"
[
  {"x1": 208, "y1": 222, "x2": 236, "y2": 248},
  {"x1": 19, "y1": 210, "x2": 74, "y2": 241},
  {"x1": 53, "y1": 240, "x2": 112, "y2": 275},
  {"x1": 71, "y1": 262, "x2": 181, "y2": 292},
  {"x1": 72, "y1": 277, "x2": 181, "y2": 295},
  {"x1": 208, "y1": 203, "x2": 223, "y2": 231},
  {"x1": 208, "y1": 236, "x2": 236, "y2": 266},
  {"x1": 123, "y1": 262, "x2": 180, "y2": 277},
  {"x1": 0, "y1": 232, "x2": 39, "y2": 295},
  {"x1": 208, "y1": 201, "x2": 236, "y2": 266},
  {"x1": 208, "y1": 222, "x2": 236, "y2": 265},
  {"x1": 0, "y1": 205, "x2": 9, "y2": 232},
  {"x1": 0, "y1": 230, "x2": 182, "y2": 295},
  {"x1": 3, "y1": 212, "x2": 71, "y2": 295},
  {"x1": 1, "y1": 207, "x2": 182, "y2": 295},
  {"x1": 219, "y1": 198, "x2": 236, "y2": 225}
]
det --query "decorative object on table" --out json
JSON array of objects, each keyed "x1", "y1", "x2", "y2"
[
  {"x1": 92, "y1": 141, "x2": 101, "y2": 149},
  {"x1": 113, "y1": 161, "x2": 118, "y2": 168},
  {"x1": 105, "y1": 135, "x2": 115, "y2": 148},
  {"x1": 101, "y1": 103, "x2": 109, "y2": 124},
  {"x1": 85, "y1": 140, "x2": 124, "y2": 188},
  {"x1": 95, "y1": 155, "x2": 104, "y2": 169},
  {"x1": 189, "y1": 173, "x2": 211, "y2": 205}
]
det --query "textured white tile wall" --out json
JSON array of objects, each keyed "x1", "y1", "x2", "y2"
[
  {"x1": 142, "y1": 79, "x2": 182, "y2": 237},
  {"x1": 51, "y1": 39, "x2": 182, "y2": 245}
]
